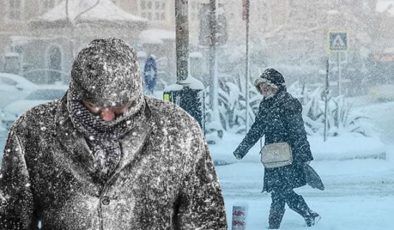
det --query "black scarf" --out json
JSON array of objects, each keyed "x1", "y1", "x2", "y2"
[{"x1": 68, "y1": 91, "x2": 146, "y2": 184}]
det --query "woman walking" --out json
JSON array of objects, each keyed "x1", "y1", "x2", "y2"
[{"x1": 233, "y1": 68, "x2": 320, "y2": 229}]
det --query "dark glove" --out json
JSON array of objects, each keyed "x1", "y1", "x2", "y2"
[{"x1": 233, "y1": 149, "x2": 245, "y2": 160}]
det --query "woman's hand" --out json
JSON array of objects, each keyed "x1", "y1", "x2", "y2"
[{"x1": 233, "y1": 150, "x2": 244, "y2": 160}]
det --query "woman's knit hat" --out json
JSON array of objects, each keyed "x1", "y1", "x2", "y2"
[{"x1": 255, "y1": 68, "x2": 286, "y2": 91}]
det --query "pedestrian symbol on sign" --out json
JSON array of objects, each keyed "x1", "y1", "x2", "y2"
[{"x1": 329, "y1": 32, "x2": 348, "y2": 51}]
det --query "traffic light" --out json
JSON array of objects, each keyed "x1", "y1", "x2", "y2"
[
  {"x1": 163, "y1": 83, "x2": 205, "y2": 129},
  {"x1": 216, "y1": 10, "x2": 228, "y2": 46}
]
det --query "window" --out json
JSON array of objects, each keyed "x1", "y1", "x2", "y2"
[
  {"x1": 189, "y1": 0, "x2": 201, "y2": 21},
  {"x1": 41, "y1": 0, "x2": 56, "y2": 13},
  {"x1": 7, "y1": 0, "x2": 23, "y2": 21},
  {"x1": 139, "y1": 0, "x2": 166, "y2": 22},
  {"x1": 270, "y1": 1, "x2": 287, "y2": 26},
  {"x1": 190, "y1": 0, "x2": 215, "y2": 21}
]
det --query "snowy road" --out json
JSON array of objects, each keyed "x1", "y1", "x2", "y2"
[
  {"x1": 222, "y1": 192, "x2": 394, "y2": 230},
  {"x1": 218, "y1": 160, "x2": 394, "y2": 198},
  {"x1": 216, "y1": 153, "x2": 394, "y2": 229},
  {"x1": 213, "y1": 99, "x2": 394, "y2": 229}
]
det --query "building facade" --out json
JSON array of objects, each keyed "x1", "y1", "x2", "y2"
[
  {"x1": 0, "y1": 0, "x2": 147, "y2": 84},
  {"x1": 0, "y1": 0, "x2": 392, "y2": 89}
]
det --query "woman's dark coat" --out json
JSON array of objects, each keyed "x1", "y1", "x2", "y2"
[{"x1": 234, "y1": 90, "x2": 313, "y2": 192}]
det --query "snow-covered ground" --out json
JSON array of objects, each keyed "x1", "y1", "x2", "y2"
[
  {"x1": 211, "y1": 100, "x2": 394, "y2": 229},
  {"x1": 0, "y1": 95, "x2": 393, "y2": 229},
  {"x1": 213, "y1": 136, "x2": 394, "y2": 229}
]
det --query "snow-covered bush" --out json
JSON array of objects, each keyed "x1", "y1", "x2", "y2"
[
  {"x1": 299, "y1": 86, "x2": 374, "y2": 137},
  {"x1": 205, "y1": 78, "x2": 374, "y2": 142},
  {"x1": 205, "y1": 73, "x2": 261, "y2": 135}
]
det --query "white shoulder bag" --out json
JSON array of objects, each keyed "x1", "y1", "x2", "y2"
[{"x1": 260, "y1": 142, "x2": 293, "y2": 169}]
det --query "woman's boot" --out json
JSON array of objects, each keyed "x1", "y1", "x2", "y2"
[
  {"x1": 304, "y1": 210, "x2": 321, "y2": 227},
  {"x1": 285, "y1": 192, "x2": 320, "y2": 227}
]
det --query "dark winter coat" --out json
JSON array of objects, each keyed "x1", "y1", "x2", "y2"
[
  {"x1": 234, "y1": 90, "x2": 313, "y2": 192},
  {"x1": 0, "y1": 96, "x2": 227, "y2": 230},
  {"x1": 0, "y1": 38, "x2": 227, "y2": 229}
]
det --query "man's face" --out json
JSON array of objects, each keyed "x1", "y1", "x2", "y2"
[
  {"x1": 258, "y1": 82, "x2": 278, "y2": 97},
  {"x1": 82, "y1": 100, "x2": 129, "y2": 122}
]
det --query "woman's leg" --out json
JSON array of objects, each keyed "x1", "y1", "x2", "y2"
[
  {"x1": 283, "y1": 189, "x2": 320, "y2": 227},
  {"x1": 268, "y1": 191, "x2": 286, "y2": 229}
]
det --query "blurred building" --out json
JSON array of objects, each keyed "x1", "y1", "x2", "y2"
[
  {"x1": 0, "y1": 0, "x2": 63, "y2": 78},
  {"x1": 0, "y1": 0, "x2": 147, "y2": 84},
  {"x1": 0, "y1": 0, "x2": 393, "y2": 91}
]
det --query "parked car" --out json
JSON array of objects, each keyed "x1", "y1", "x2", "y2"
[
  {"x1": 0, "y1": 72, "x2": 38, "y2": 108},
  {"x1": 3, "y1": 84, "x2": 68, "y2": 129}
]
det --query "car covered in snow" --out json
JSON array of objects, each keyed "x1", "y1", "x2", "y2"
[
  {"x1": 0, "y1": 72, "x2": 38, "y2": 108},
  {"x1": 2, "y1": 84, "x2": 68, "y2": 129}
]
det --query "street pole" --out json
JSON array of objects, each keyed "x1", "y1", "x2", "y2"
[
  {"x1": 337, "y1": 52, "x2": 341, "y2": 96},
  {"x1": 208, "y1": 0, "x2": 218, "y2": 115},
  {"x1": 324, "y1": 59, "x2": 329, "y2": 142},
  {"x1": 163, "y1": 0, "x2": 205, "y2": 129},
  {"x1": 175, "y1": 0, "x2": 189, "y2": 83},
  {"x1": 244, "y1": 0, "x2": 250, "y2": 132}
]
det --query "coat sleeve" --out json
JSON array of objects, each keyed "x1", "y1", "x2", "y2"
[
  {"x1": 175, "y1": 138, "x2": 227, "y2": 229},
  {"x1": 233, "y1": 103, "x2": 265, "y2": 158},
  {"x1": 283, "y1": 98, "x2": 313, "y2": 163},
  {"x1": 0, "y1": 129, "x2": 34, "y2": 229}
]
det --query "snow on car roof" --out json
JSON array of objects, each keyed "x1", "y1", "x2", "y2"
[
  {"x1": 35, "y1": 0, "x2": 147, "y2": 23},
  {"x1": 0, "y1": 73, "x2": 38, "y2": 89}
]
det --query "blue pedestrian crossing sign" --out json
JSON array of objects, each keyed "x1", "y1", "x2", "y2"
[{"x1": 329, "y1": 32, "x2": 348, "y2": 51}]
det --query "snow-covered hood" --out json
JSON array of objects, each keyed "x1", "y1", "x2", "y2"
[{"x1": 68, "y1": 38, "x2": 144, "y2": 117}]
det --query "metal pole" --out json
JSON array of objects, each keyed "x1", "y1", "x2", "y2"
[
  {"x1": 175, "y1": 0, "x2": 189, "y2": 83},
  {"x1": 337, "y1": 52, "x2": 341, "y2": 96},
  {"x1": 324, "y1": 59, "x2": 329, "y2": 142},
  {"x1": 208, "y1": 0, "x2": 218, "y2": 114},
  {"x1": 245, "y1": 0, "x2": 250, "y2": 132}
]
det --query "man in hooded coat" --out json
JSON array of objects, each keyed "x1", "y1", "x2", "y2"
[
  {"x1": 233, "y1": 68, "x2": 320, "y2": 229},
  {"x1": 0, "y1": 38, "x2": 227, "y2": 230}
]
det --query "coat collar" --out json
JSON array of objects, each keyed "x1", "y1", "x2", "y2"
[
  {"x1": 54, "y1": 95, "x2": 153, "y2": 183},
  {"x1": 263, "y1": 90, "x2": 287, "y2": 107}
]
